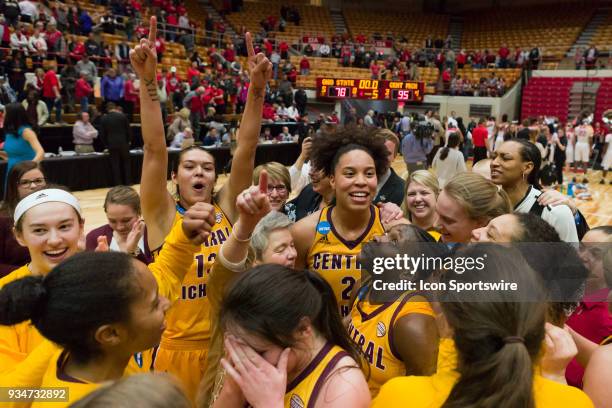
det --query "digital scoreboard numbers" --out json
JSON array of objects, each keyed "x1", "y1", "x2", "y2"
[{"x1": 316, "y1": 78, "x2": 425, "y2": 102}]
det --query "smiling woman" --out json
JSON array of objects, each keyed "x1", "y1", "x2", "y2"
[
  {"x1": 291, "y1": 126, "x2": 390, "y2": 317},
  {"x1": 85, "y1": 186, "x2": 152, "y2": 265},
  {"x1": 0, "y1": 188, "x2": 84, "y2": 374}
]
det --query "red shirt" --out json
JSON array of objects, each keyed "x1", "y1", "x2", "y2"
[
  {"x1": 300, "y1": 58, "x2": 310, "y2": 69},
  {"x1": 264, "y1": 40, "x2": 273, "y2": 55},
  {"x1": 45, "y1": 30, "x2": 62, "y2": 49},
  {"x1": 131, "y1": 0, "x2": 142, "y2": 11},
  {"x1": 166, "y1": 73, "x2": 181, "y2": 92},
  {"x1": 442, "y1": 70, "x2": 451, "y2": 82},
  {"x1": 177, "y1": 5, "x2": 186, "y2": 15},
  {"x1": 213, "y1": 88, "x2": 225, "y2": 105},
  {"x1": 187, "y1": 68, "x2": 200, "y2": 85},
  {"x1": 75, "y1": 78, "x2": 92, "y2": 99},
  {"x1": 370, "y1": 64, "x2": 379, "y2": 76},
  {"x1": 136, "y1": 25, "x2": 148, "y2": 38},
  {"x1": 472, "y1": 125, "x2": 488, "y2": 147},
  {"x1": 262, "y1": 104, "x2": 275, "y2": 120},
  {"x1": 223, "y1": 48, "x2": 235, "y2": 62},
  {"x1": 456, "y1": 52, "x2": 467, "y2": 64},
  {"x1": 498, "y1": 47, "x2": 510, "y2": 59},
  {"x1": 279, "y1": 42, "x2": 289, "y2": 52},
  {"x1": 42, "y1": 70, "x2": 59, "y2": 98},
  {"x1": 167, "y1": 14, "x2": 178, "y2": 26},
  {"x1": 565, "y1": 288, "x2": 612, "y2": 387},
  {"x1": 155, "y1": 38, "x2": 165, "y2": 54},
  {"x1": 70, "y1": 42, "x2": 85, "y2": 57},
  {"x1": 287, "y1": 69, "x2": 297, "y2": 83}
]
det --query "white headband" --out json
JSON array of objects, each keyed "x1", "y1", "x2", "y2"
[{"x1": 14, "y1": 189, "x2": 82, "y2": 225}]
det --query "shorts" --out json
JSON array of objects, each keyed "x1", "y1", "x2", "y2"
[
  {"x1": 574, "y1": 142, "x2": 590, "y2": 163},
  {"x1": 153, "y1": 339, "x2": 209, "y2": 402},
  {"x1": 602, "y1": 150, "x2": 612, "y2": 170},
  {"x1": 566, "y1": 143, "x2": 574, "y2": 163}
]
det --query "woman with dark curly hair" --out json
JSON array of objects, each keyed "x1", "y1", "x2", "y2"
[{"x1": 291, "y1": 126, "x2": 392, "y2": 317}]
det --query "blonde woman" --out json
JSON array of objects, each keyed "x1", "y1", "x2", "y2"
[{"x1": 402, "y1": 170, "x2": 440, "y2": 240}]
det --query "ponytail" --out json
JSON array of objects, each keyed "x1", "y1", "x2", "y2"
[
  {"x1": 439, "y1": 147, "x2": 450, "y2": 161},
  {"x1": 440, "y1": 245, "x2": 546, "y2": 408},
  {"x1": 0, "y1": 252, "x2": 139, "y2": 363},
  {"x1": 0, "y1": 276, "x2": 47, "y2": 325}
]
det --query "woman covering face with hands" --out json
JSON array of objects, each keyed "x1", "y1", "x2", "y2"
[{"x1": 130, "y1": 17, "x2": 273, "y2": 400}]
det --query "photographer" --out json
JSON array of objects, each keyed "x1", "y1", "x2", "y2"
[{"x1": 401, "y1": 116, "x2": 434, "y2": 174}]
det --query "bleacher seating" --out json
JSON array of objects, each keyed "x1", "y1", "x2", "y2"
[
  {"x1": 461, "y1": 3, "x2": 595, "y2": 61},
  {"x1": 591, "y1": 12, "x2": 612, "y2": 52},
  {"x1": 212, "y1": 0, "x2": 335, "y2": 45},
  {"x1": 342, "y1": 9, "x2": 448, "y2": 51},
  {"x1": 521, "y1": 77, "x2": 612, "y2": 122}
]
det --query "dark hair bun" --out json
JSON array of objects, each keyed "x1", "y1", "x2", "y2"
[{"x1": 0, "y1": 276, "x2": 47, "y2": 325}]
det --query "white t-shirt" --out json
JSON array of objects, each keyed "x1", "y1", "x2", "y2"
[
  {"x1": 514, "y1": 186, "x2": 578, "y2": 242},
  {"x1": 432, "y1": 148, "x2": 467, "y2": 188}
]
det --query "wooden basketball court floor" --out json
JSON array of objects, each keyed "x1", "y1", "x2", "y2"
[{"x1": 76, "y1": 157, "x2": 611, "y2": 233}]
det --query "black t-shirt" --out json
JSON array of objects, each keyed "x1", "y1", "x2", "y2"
[{"x1": 517, "y1": 128, "x2": 531, "y2": 140}]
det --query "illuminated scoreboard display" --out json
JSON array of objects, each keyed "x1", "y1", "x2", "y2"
[{"x1": 316, "y1": 78, "x2": 425, "y2": 102}]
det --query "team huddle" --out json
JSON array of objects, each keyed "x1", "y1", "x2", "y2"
[{"x1": 0, "y1": 17, "x2": 610, "y2": 408}]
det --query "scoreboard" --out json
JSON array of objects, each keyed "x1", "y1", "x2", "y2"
[{"x1": 316, "y1": 78, "x2": 425, "y2": 102}]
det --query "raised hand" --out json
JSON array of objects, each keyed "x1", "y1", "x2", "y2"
[
  {"x1": 235, "y1": 170, "x2": 272, "y2": 227},
  {"x1": 245, "y1": 32, "x2": 272, "y2": 91},
  {"x1": 182, "y1": 202, "x2": 217, "y2": 245},
  {"x1": 125, "y1": 219, "x2": 145, "y2": 254},
  {"x1": 129, "y1": 16, "x2": 158, "y2": 81},
  {"x1": 541, "y1": 322, "x2": 578, "y2": 383}
]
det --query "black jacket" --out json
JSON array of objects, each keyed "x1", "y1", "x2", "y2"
[
  {"x1": 99, "y1": 111, "x2": 131, "y2": 149},
  {"x1": 375, "y1": 168, "x2": 405, "y2": 206}
]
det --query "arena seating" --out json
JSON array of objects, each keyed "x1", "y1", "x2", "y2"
[
  {"x1": 521, "y1": 77, "x2": 611, "y2": 122},
  {"x1": 591, "y1": 12, "x2": 612, "y2": 52},
  {"x1": 342, "y1": 9, "x2": 449, "y2": 51},
  {"x1": 461, "y1": 3, "x2": 595, "y2": 62},
  {"x1": 211, "y1": 0, "x2": 335, "y2": 45}
]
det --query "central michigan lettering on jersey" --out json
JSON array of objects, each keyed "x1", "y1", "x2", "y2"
[
  {"x1": 347, "y1": 320, "x2": 386, "y2": 370},
  {"x1": 181, "y1": 225, "x2": 230, "y2": 300},
  {"x1": 311, "y1": 253, "x2": 361, "y2": 270}
]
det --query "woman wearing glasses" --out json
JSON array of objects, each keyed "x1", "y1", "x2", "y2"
[
  {"x1": 252, "y1": 162, "x2": 291, "y2": 213},
  {"x1": 0, "y1": 161, "x2": 46, "y2": 278}
]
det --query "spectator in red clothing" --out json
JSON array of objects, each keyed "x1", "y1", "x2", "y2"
[
  {"x1": 154, "y1": 33, "x2": 165, "y2": 63},
  {"x1": 123, "y1": 73, "x2": 139, "y2": 122},
  {"x1": 472, "y1": 118, "x2": 489, "y2": 164},
  {"x1": 166, "y1": 12, "x2": 178, "y2": 41},
  {"x1": 212, "y1": 85, "x2": 225, "y2": 114},
  {"x1": 45, "y1": 22, "x2": 62, "y2": 56},
  {"x1": 262, "y1": 103, "x2": 275, "y2": 123},
  {"x1": 442, "y1": 68, "x2": 452, "y2": 93},
  {"x1": 166, "y1": 66, "x2": 182, "y2": 111},
  {"x1": 299, "y1": 56, "x2": 310, "y2": 75},
  {"x1": 42, "y1": 69, "x2": 62, "y2": 123},
  {"x1": 287, "y1": 67, "x2": 297, "y2": 85},
  {"x1": 329, "y1": 111, "x2": 339, "y2": 124},
  {"x1": 75, "y1": 71, "x2": 92, "y2": 113},
  {"x1": 279, "y1": 41, "x2": 289, "y2": 59},
  {"x1": 435, "y1": 51, "x2": 445, "y2": 72},
  {"x1": 370, "y1": 61, "x2": 380, "y2": 79},
  {"x1": 456, "y1": 49, "x2": 467, "y2": 68},
  {"x1": 356, "y1": 34, "x2": 366, "y2": 44},
  {"x1": 135, "y1": 23, "x2": 148, "y2": 39},
  {"x1": 498, "y1": 43, "x2": 510, "y2": 68},
  {"x1": 187, "y1": 61, "x2": 200, "y2": 87},
  {"x1": 263, "y1": 39, "x2": 273, "y2": 57},
  {"x1": 68, "y1": 35, "x2": 86, "y2": 61},
  {"x1": 223, "y1": 43, "x2": 236, "y2": 63}
]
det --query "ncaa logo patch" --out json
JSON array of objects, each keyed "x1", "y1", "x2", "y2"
[
  {"x1": 133, "y1": 352, "x2": 143, "y2": 368},
  {"x1": 289, "y1": 394, "x2": 305, "y2": 408},
  {"x1": 376, "y1": 321, "x2": 386, "y2": 337},
  {"x1": 215, "y1": 212, "x2": 223, "y2": 224},
  {"x1": 316, "y1": 221, "x2": 331, "y2": 235}
]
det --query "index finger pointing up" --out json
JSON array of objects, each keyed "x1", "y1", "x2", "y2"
[
  {"x1": 246, "y1": 31, "x2": 255, "y2": 58},
  {"x1": 259, "y1": 169, "x2": 268, "y2": 195},
  {"x1": 148, "y1": 16, "x2": 157, "y2": 44}
]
